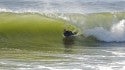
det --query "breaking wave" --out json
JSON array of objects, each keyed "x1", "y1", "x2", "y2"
[
  {"x1": 0, "y1": 9, "x2": 125, "y2": 42},
  {"x1": 57, "y1": 12, "x2": 125, "y2": 42},
  {"x1": 85, "y1": 19, "x2": 125, "y2": 42}
]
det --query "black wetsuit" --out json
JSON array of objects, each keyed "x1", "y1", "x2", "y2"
[{"x1": 63, "y1": 31, "x2": 74, "y2": 37}]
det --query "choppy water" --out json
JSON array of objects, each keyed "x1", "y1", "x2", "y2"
[
  {"x1": 0, "y1": 0, "x2": 125, "y2": 13},
  {"x1": 1, "y1": 42, "x2": 125, "y2": 70},
  {"x1": 0, "y1": 0, "x2": 125, "y2": 70}
]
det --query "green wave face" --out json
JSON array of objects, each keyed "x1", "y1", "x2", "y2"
[
  {"x1": 0, "y1": 12, "x2": 84, "y2": 60},
  {"x1": 0, "y1": 12, "x2": 67, "y2": 51}
]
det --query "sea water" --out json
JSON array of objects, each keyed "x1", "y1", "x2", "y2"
[{"x1": 0, "y1": 0, "x2": 125, "y2": 70}]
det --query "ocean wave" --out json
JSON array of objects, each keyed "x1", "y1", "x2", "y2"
[{"x1": 0, "y1": 11, "x2": 125, "y2": 42}]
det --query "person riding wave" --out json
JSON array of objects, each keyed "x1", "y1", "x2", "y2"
[{"x1": 63, "y1": 29, "x2": 78, "y2": 37}]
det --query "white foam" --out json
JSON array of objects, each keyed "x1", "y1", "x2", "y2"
[
  {"x1": 84, "y1": 19, "x2": 125, "y2": 42},
  {"x1": 109, "y1": 51, "x2": 125, "y2": 56},
  {"x1": 98, "y1": 66, "x2": 113, "y2": 70},
  {"x1": 0, "y1": 8, "x2": 12, "y2": 12},
  {"x1": 18, "y1": 68, "x2": 31, "y2": 70},
  {"x1": 97, "y1": 65, "x2": 125, "y2": 70}
]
